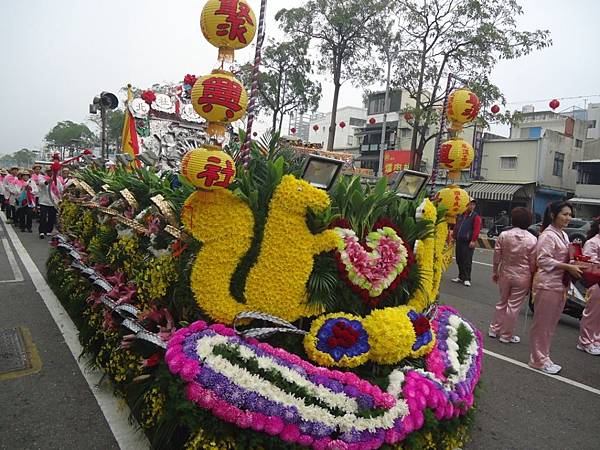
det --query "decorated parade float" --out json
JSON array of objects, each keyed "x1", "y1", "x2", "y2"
[{"x1": 48, "y1": 1, "x2": 484, "y2": 448}]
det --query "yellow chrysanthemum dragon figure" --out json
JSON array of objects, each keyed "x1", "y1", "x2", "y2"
[
  {"x1": 182, "y1": 190, "x2": 256, "y2": 324},
  {"x1": 182, "y1": 175, "x2": 338, "y2": 324},
  {"x1": 244, "y1": 175, "x2": 339, "y2": 322},
  {"x1": 407, "y1": 198, "x2": 438, "y2": 311}
]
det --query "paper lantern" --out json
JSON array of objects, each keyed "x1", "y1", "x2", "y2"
[
  {"x1": 313, "y1": 124, "x2": 319, "y2": 131},
  {"x1": 491, "y1": 104, "x2": 500, "y2": 114},
  {"x1": 181, "y1": 147, "x2": 236, "y2": 190},
  {"x1": 369, "y1": 117, "x2": 376, "y2": 125},
  {"x1": 403, "y1": 112, "x2": 413, "y2": 122},
  {"x1": 191, "y1": 71, "x2": 248, "y2": 136},
  {"x1": 439, "y1": 137, "x2": 474, "y2": 179},
  {"x1": 549, "y1": 99, "x2": 560, "y2": 110},
  {"x1": 447, "y1": 88, "x2": 481, "y2": 131},
  {"x1": 339, "y1": 121, "x2": 346, "y2": 129},
  {"x1": 434, "y1": 185, "x2": 470, "y2": 224},
  {"x1": 200, "y1": 0, "x2": 256, "y2": 61},
  {"x1": 290, "y1": 127, "x2": 296, "y2": 134}
]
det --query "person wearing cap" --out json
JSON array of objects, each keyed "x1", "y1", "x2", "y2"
[
  {"x1": 3, "y1": 166, "x2": 20, "y2": 224},
  {"x1": 16, "y1": 170, "x2": 37, "y2": 232},
  {"x1": 0, "y1": 168, "x2": 6, "y2": 212},
  {"x1": 452, "y1": 198, "x2": 481, "y2": 287},
  {"x1": 36, "y1": 167, "x2": 60, "y2": 238}
]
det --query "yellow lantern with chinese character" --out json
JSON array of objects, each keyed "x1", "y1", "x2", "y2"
[
  {"x1": 447, "y1": 88, "x2": 481, "y2": 131},
  {"x1": 439, "y1": 137, "x2": 474, "y2": 179},
  {"x1": 434, "y1": 184, "x2": 470, "y2": 224},
  {"x1": 201, "y1": 0, "x2": 256, "y2": 62},
  {"x1": 181, "y1": 147, "x2": 236, "y2": 190},
  {"x1": 191, "y1": 71, "x2": 248, "y2": 137}
]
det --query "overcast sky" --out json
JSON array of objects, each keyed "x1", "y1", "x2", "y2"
[{"x1": 1, "y1": 0, "x2": 599, "y2": 155}]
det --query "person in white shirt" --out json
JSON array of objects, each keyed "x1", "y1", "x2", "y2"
[{"x1": 37, "y1": 167, "x2": 60, "y2": 238}]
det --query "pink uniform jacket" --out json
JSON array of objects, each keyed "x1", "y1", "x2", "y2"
[
  {"x1": 493, "y1": 228, "x2": 537, "y2": 281},
  {"x1": 583, "y1": 234, "x2": 600, "y2": 264},
  {"x1": 533, "y1": 224, "x2": 570, "y2": 292}
]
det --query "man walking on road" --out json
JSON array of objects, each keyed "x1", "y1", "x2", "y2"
[{"x1": 452, "y1": 199, "x2": 481, "y2": 287}]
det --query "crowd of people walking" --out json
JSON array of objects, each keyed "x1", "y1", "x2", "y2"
[
  {"x1": 453, "y1": 200, "x2": 600, "y2": 375},
  {"x1": 0, "y1": 164, "x2": 67, "y2": 238}
]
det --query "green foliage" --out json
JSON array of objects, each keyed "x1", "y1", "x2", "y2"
[
  {"x1": 239, "y1": 39, "x2": 321, "y2": 133},
  {"x1": 456, "y1": 323, "x2": 475, "y2": 365},
  {"x1": 0, "y1": 148, "x2": 37, "y2": 167},
  {"x1": 390, "y1": 0, "x2": 551, "y2": 164},
  {"x1": 45, "y1": 120, "x2": 95, "y2": 148},
  {"x1": 276, "y1": 0, "x2": 387, "y2": 149}
]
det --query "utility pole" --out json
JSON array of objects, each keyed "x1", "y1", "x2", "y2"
[
  {"x1": 100, "y1": 106, "x2": 107, "y2": 160},
  {"x1": 377, "y1": 55, "x2": 393, "y2": 177}
]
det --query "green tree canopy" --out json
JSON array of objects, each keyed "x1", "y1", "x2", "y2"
[
  {"x1": 388, "y1": 0, "x2": 551, "y2": 168},
  {"x1": 45, "y1": 121, "x2": 95, "y2": 148},
  {"x1": 276, "y1": 0, "x2": 387, "y2": 150},
  {"x1": 240, "y1": 38, "x2": 321, "y2": 133}
]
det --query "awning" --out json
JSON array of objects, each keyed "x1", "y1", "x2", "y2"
[
  {"x1": 569, "y1": 197, "x2": 600, "y2": 206},
  {"x1": 354, "y1": 154, "x2": 380, "y2": 162},
  {"x1": 466, "y1": 182, "x2": 533, "y2": 202}
]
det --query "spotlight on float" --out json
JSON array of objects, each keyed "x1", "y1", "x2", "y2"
[
  {"x1": 300, "y1": 154, "x2": 343, "y2": 190},
  {"x1": 389, "y1": 170, "x2": 429, "y2": 200},
  {"x1": 115, "y1": 153, "x2": 134, "y2": 165},
  {"x1": 137, "y1": 150, "x2": 159, "y2": 167}
]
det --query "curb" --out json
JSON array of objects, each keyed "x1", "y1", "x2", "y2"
[{"x1": 477, "y1": 236, "x2": 495, "y2": 249}]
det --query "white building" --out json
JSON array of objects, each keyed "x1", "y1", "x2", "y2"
[
  {"x1": 307, "y1": 106, "x2": 367, "y2": 153},
  {"x1": 586, "y1": 103, "x2": 600, "y2": 139}
]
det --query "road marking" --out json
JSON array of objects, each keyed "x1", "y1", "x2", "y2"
[
  {"x1": 452, "y1": 256, "x2": 493, "y2": 267},
  {"x1": 483, "y1": 348, "x2": 600, "y2": 396},
  {"x1": 0, "y1": 237, "x2": 24, "y2": 283},
  {"x1": 0, "y1": 212, "x2": 150, "y2": 450}
]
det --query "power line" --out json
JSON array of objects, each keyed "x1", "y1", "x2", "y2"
[{"x1": 505, "y1": 93, "x2": 600, "y2": 106}]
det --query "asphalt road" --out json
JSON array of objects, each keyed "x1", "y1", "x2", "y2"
[
  {"x1": 443, "y1": 248, "x2": 600, "y2": 450},
  {"x1": 1, "y1": 218, "x2": 598, "y2": 450}
]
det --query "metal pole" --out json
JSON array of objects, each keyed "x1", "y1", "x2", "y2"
[
  {"x1": 100, "y1": 106, "x2": 107, "y2": 160},
  {"x1": 377, "y1": 55, "x2": 392, "y2": 177},
  {"x1": 240, "y1": 0, "x2": 267, "y2": 167},
  {"x1": 429, "y1": 73, "x2": 453, "y2": 190}
]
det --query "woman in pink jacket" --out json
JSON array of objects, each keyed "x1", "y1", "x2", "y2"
[
  {"x1": 489, "y1": 207, "x2": 537, "y2": 343},
  {"x1": 577, "y1": 217, "x2": 600, "y2": 356},
  {"x1": 529, "y1": 201, "x2": 583, "y2": 374}
]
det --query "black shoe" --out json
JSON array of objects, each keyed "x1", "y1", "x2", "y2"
[{"x1": 39, "y1": 233, "x2": 45, "y2": 239}]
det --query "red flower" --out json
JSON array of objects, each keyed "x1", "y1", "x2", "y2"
[
  {"x1": 413, "y1": 316, "x2": 431, "y2": 335},
  {"x1": 183, "y1": 74, "x2": 197, "y2": 86},
  {"x1": 141, "y1": 90, "x2": 156, "y2": 105},
  {"x1": 327, "y1": 321, "x2": 360, "y2": 348}
]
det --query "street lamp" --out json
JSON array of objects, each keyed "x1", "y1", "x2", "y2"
[{"x1": 90, "y1": 92, "x2": 118, "y2": 160}]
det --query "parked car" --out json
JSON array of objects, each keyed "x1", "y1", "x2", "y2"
[{"x1": 527, "y1": 218, "x2": 591, "y2": 242}]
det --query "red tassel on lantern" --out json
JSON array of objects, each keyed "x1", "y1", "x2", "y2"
[{"x1": 491, "y1": 105, "x2": 500, "y2": 114}]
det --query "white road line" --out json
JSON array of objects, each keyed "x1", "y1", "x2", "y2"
[
  {"x1": 452, "y1": 256, "x2": 493, "y2": 267},
  {"x1": 0, "y1": 212, "x2": 150, "y2": 450},
  {"x1": 483, "y1": 348, "x2": 600, "y2": 396},
  {"x1": 0, "y1": 237, "x2": 24, "y2": 283}
]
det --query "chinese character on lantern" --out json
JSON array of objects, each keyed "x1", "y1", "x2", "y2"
[
  {"x1": 215, "y1": 0, "x2": 254, "y2": 44},
  {"x1": 197, "y1": 156, "x2": 235, "y2": 188},
  {"x1": 197, "y1": 76, "x2": 242, "y2": 119}
]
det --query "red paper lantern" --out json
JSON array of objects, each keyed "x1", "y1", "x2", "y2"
[
  {"x1": 549, "y1": 99, "x2": 560, "y2": 110},
  {"x1": 252, "y1": 131, "x2": 258, "y2": 137},
  {"x1": 403, "y1": 112, "x2": 413, "y2": 122},
  {"x1": 313, "y1": 124, "x2": 319, "y2": 131},
  {"x1": 141, "y1": 90, "x2": 156, "y2": 105},
  {"x1": 339, "y1": 121, "x2": 346, "y2": 129},
  {"x1": 368, "y1": 117, "x2": 376, "y2": 125},
  {"x1": 491, "y1": 105, "x2": 500, "y2": 114},
  {"x1": 290, "y1": 127, "x2": 296, "y2": 134}
]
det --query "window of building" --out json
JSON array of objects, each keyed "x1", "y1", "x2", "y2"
[
  {"x1": 588, "y1": 120, "x2": 597, "y2": 129},
  {"x1": 401, "y1": 128, "x2": 412, "y2": 138},
  {"x1": 347, "y1": 135, "x2": 354, "y2": 146},
  {"x1": 553, "y1": 152, "x2": 564, "y2": 177},
  {"x1": 349, "y1": 117, "x2": 366, "y2": 127},
  {"x1": 575, "y1": 139, "x2": 583, "y2": 148},
  {"x1": 528, "y1": 127, "x2": 542, "y2": 138},
  {"x1": 368, "y1": 97, "x2": 386, "y2": 115},
  {"x1": 499, "y1": 156, "x2": 518, "y2": 170}
]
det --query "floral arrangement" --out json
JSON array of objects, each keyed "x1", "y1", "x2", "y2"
[{"x1": 47, "y1": 142, "x2": 482, "y2": 450}]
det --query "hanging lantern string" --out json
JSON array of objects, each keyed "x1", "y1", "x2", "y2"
[
  {"x1": 240, "y1": 0, "x2": 268, "y2": 168},
  {"x1": 503, "y1": 93, "x2": 600, "y2": 106}
]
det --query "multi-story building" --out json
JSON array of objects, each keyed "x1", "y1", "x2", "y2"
[
  {"x1": 288, "y1": 111, "x2": 312, "y2": 143},
  {"x1": 571, "y1": 159, "x2": 600, "y2": 218},
  {"x1": 467, "y1": 108, "x2": 587, "y2": 222},
  {"x1": 307, "y1": 106, "x2": 367, "y2": 155}
]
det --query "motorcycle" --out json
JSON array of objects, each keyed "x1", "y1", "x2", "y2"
[{"x1": 487, "y1": 223, "x2": 510, "y2": 238}]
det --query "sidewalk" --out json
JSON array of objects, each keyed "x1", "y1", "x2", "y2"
[{"x1": 0, "y1": 214, "x2": 146, "y2": 450}]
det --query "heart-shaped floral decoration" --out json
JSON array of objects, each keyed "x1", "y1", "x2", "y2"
[{"x1": 334, "y1": 226, "x2": 411, "y2": 305}]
